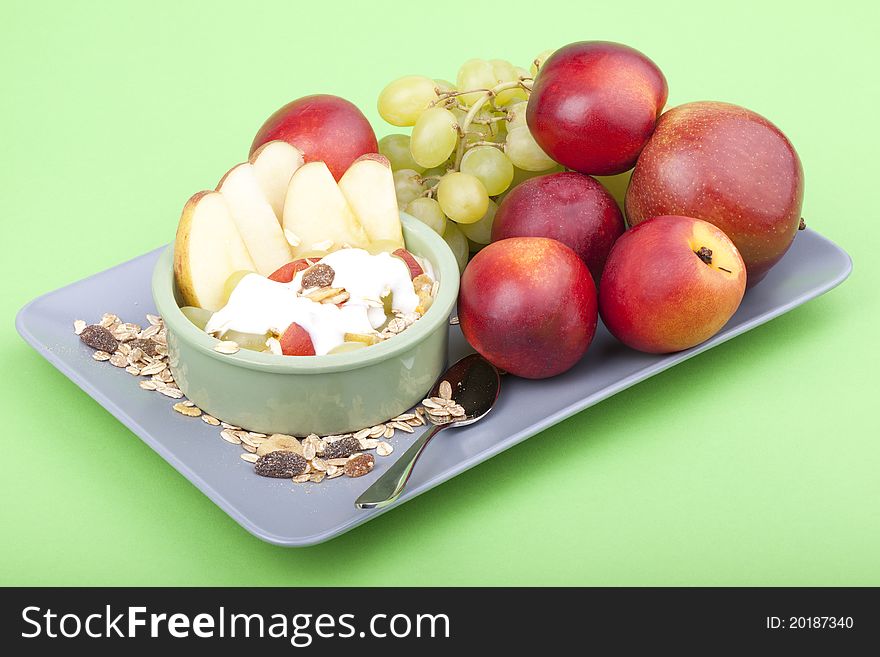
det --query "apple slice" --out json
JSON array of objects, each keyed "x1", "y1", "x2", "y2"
[
  {"x1": 280, "y1": 322, "x2": 315, "y2": 355},
  {"x1": 217, "y1": 162, "x2": 293, "y2": 276},
  {"x1": 338, "y1": 154, "x2": 405, "y2": 250},
  {"x1": 249, "y1": 140, "x2": 304, "y2": 221},
  {"x1": 268, "y1": 258, "x2": 314, "y2": 283},
  {"x1": 174, "y1": 191, "x2": 256, "y2": 311},
  {"x1": 392, "y1": 248, "x2": 424, "y2": 279},
  {"x1": 282, "y1": 161, "x2": 370, "y2": 255}
]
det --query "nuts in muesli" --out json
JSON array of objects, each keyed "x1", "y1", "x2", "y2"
[
  {"x1": 321, "y1": 436, "x2": 361, "y2": 460},
  {"x1": 344, "y1": 453, "x2": 375, "y2": 478},
  {"x1": 301, "y1": 263, "x2": 335, "y2": 289},
  {"x1": 130, "y1": 338, "x2": 158, "y2": 357},
  {"x1": 255, "y1": 451, "x2": 308, "y2": 478},
  {"x1": 79, "y1": 325, "x2": 119, "y2": 353}
]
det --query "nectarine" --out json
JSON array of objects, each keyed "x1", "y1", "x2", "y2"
[
  {"x1": 599, "y1": 215, "x2": 746, "y2": 353},
  {"x1": 458, "y1": 237, "x2": 597, "y2": 379},
  {"x1": 492, "y1": 172, "x2": 624, "y2": 283},
  {"x1": 527, "y1": 41, "x2": 667, "y2": 175},
  {"x1": 250, "y1": 95, "x2": 378, "y2": 181}
]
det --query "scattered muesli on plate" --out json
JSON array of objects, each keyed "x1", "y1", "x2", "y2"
[{"x1": 73, "y1": 312, "x2": 470, "y2": 488}]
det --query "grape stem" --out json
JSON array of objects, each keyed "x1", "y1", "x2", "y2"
[{"x1": 453, "y1": 80, "x2": 532, "y2": 169}]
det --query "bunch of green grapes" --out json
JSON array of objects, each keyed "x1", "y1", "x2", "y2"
[{"x1": 377, "y1": 52, "x2": 559, "y2": 273}]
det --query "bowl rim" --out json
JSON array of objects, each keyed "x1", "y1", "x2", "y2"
[{"x1": 152, "y1": 212, "x2": 460, "y2": 374}]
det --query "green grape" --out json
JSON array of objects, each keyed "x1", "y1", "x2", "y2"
[
  {"x1": 434, "y1": 79, "x2": 456, "y2": 93},
  {"x1": 377, "y1": 75, "x2": 439, "y2": 127},
  {"x1": 506, "y1": 100, "x2": 528, "y2": 131},
  {"x1": 530, "y1": 49, "x2": 556, "y2": 77},
  {"x1": 452, "y1": 107, "x2": 494, "y2": 144},
  {"x1": 505, "y1": 126, "x2": 557, "y2": 171},
  {"x1": 180, "y1": 306, "x2": 212, "y2": 331},
  {"x1": 460, "y1": 146, "x2": 514, "y2": 196},
  {"x1": 490, "y1": 59, "x2": 526, "y2": 105},
  {"x1": 222, "y1": 270, "x2": 253, "y2": 305},
  {"x1": 456, "y1": 59, "x2": 496, "y2": 105},
  {"x1": 442, "y1": 221, "x2": 469, "y2": 274},
  {"x1": 378, "y1": 134, "x2": 425, "y2": 173},
  {"x1": 393, "y1": 169, "x2": 426, "y2": 206},
  {"x1": 328, "y1": 341, "x2": 368, "y2": 355},
  {"x1": 222, "y1": 329, "x2": 270, "y2": 352},
  {"x1": 459, "y1": 199, "x2": 498, "y2": 245},
  {"x1": 405, "y1": 197, "x2": 447, "y2": 235},
  {"x1": 437, "y1": 172, "x2": 489, "y2": 224},
  {"x1": 410, "y1": 107, "x2": 459, "y2": 168}
]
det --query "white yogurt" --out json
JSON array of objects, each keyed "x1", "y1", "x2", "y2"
[{"x1": 204, "y1": 249, "x2": 424, "y2": 355}]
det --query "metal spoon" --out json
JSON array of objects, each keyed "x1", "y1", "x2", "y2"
[{"x1": 355, "y1": 353, "x2": 501, "y2": 509}]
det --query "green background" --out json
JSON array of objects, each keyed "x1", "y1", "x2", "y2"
[{"x1": 2, "y1": 0, "x2": 877, "y2": 586}]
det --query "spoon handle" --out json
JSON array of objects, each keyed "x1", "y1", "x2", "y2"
[{"x1": 355, "y1": 424, "x2": 444, "y2": 509}]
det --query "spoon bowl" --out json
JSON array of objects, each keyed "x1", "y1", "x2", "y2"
[{"x1": 355, "y1": 353, "x2": 501, "y2": 509}]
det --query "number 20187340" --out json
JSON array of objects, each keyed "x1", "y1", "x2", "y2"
[{"x1": 766, "y1": 616, "x2": 854, "y2": 630}]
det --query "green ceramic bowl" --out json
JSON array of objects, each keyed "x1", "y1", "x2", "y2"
[{"x1": 152, "y1": 212, "x2": 460, "y2": 436}]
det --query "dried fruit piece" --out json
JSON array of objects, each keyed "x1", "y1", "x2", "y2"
[
  {"x1": 301, "y1": 263, "x2": 335, "y2": 289},
  {"x1": 80, "y1": 325, "x2": 119, "y2": 353},
  {"x1": 344, "y1": 453, "x2": 375, "y2": 478},
  {"x1": 255, "y1": 451, "x2": 308, "y2": 478},
  {"x1": 321, "y1": 436, "x2": 361, "y2": 460},
  {"x1": 256, "y1": 434, "x2": 303, "y2": 457}
]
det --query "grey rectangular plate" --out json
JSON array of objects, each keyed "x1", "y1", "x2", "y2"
[{"x1": 16, "y1": 229, "x2": 851, "y2": 546}]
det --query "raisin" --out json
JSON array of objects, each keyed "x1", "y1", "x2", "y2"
[
  {"x1": 301, "y1": 263, "x2": 335, "y2": 289},
  {"x1": 344, "y1": 453, "x2": 375, "y2": 478},
  {"x1": 254, "y1": 451, "x2": 308, "y2": 478},
  {"x1": 80, "y1": 325, "x2": 118, "y2": 353}
]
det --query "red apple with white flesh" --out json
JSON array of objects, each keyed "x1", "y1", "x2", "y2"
[
  {"x1": 279, "y1": 322, "x2": 315, "y2": 356},
  {"x1": 337, "y1": 154, "x2": 405, "y2": 250},
  {"x1": 625, "y1": 101, "x2": 804, "y2": 286},
  {"x1": 174, "y1": 191, "x2": 257, "y2": 311},
  {"x1": 527, "y1": 41, "x2": 667, "y2": 175},
  {"x1": 216, "y1": 162, "x2": 292, "y2": 276},
  {"x1": 491, "y1": 172, "x2": 625, "y2": 284},
  {"x1": 599, "y1": 215, "x2": 746, "y2": 354},
  {"x1": 458, "y1": 237, "x2": 597, "y2": 379},
  {"x1": 282, "y1": 161, "x2": 370, "y2": 255},
  {"x1": 248, "y1": 140, "x2": 304, "y2": 221},
  {"x1": 268, "y1": 258, "x2": 314, "y2": 283},
  {"x1": 392, "y1": 248, "x2": 424, "y2": 279},
  {"x1": 250, "y1": 94, "x2": 378, "y2": 181}
]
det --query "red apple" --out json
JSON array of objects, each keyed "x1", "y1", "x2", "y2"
[
  {"x1": 279, "y1": 322, "x2": 315, "y2": 356},
  {"x1": 392, "y1": 248, "x2": 424, "y2": 279},
  {"x1": 527, "y1": 41, "x2": 667, "y2": 175},
  {"x1": 250, "y1": 94, "x2": 378, "y2": 181},
  {"x1": 458, "y1": 237, "x2": 597, "y2": 379},
  {"x1": 268, "y1": 258, "x2": 313, "y2": 283},
  {"x1": 491, "y1": 172, "x2": 624, "y2": 283},
  {"x1": 599, "y1": 215, "x2": 746, "y2": 353},
  {"x1": 625, "y1": 101, "x2": 804, "y2": 286}
]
